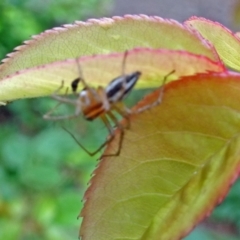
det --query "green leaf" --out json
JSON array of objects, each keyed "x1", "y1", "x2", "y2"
[
  {"x1": 80, "y1": 72, "x2": 240, "y2": 240},
  {"x1": 185, "y1": 17, "x2": 240, "y2": 71},
  {"x1": 0, "y1": 15, "x2": 217, "y2": 80}
]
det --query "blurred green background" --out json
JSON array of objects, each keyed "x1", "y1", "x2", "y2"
[
  {"x1": 0, "y1": 1, "x2": 111, "y2": 239},
  {"x1": 0, "y1": 0, "x2": 240, "y2": 239}
]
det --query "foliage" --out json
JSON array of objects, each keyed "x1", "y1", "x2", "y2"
[{"x1": 0, "y1": 1, "x2": 110, "y2": 239}]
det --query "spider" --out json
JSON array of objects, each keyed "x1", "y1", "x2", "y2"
[{"x1": 43, "y1": 51, "x2": 174, "y2": 156}]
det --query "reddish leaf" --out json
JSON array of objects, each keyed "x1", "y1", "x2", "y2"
[{"x1": 80, "y1": 72, "x2": 240, "y2": 240}]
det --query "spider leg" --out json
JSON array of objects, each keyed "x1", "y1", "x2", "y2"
[
  {"x1": 44, "y1": 80, "x2": 79, "y2": 120},
  {"x1": 104, "y1": 109, "x2": 129, "y2": 156},
  {"x1": 137, "y1": 70, "x2": 175, "y2": 113},
  {"x1": 111, "y1": 103, "x2": 131, "y2": 129},
  {"x1": 75, "y1": 58, "x2": 99, "y2": 99},
  {"x1": 75, "y1": 58, "x2": 89, "y2": 89},
  {"x1": 53, "y1": 80, "x2": 65, "y2": 94},
  {"x1": 155, "y1": 70, "x2": 175, "y2": 105},
  {"x1": 121, "y1": 50, "x2": 128, "y2": 76},
  {"x1": 70, "y1": 108, "x2": 126, "y2": 157},
  {"x1": 119, "y1": 50, "x2": 129, "y2": 98},
  {"x1": 62, "y1": 114, "x2": 115, "y2": 156},
  {"x1": 43, "y1": 108, "x2": 80, "y2": 120},
  {"x1": 50, "y1": 95, "x2": 78, "y2": 105},
  {"x1": 62, "y1": 126, "x2": 110, "y2": 156}
]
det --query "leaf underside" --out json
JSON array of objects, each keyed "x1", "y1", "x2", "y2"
[
  {"x1": 0, "y1": 49, "x2": 224, "y2": 102},
  {"x1": 80, "y1": 73, "x2": 240, "y2": 240}
]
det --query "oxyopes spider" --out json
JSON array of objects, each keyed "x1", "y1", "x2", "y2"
[{"x1": 43, "y1": 51, "x2": 174, "y2": 156}]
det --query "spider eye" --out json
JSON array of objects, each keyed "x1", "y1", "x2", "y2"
[{"x1": 71, "y1": 78, "x2": 81, "y2": 93}]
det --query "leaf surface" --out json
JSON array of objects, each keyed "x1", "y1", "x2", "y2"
[
  {"x1": 0, "y1": 49, "x2": 224, "y2": 102},
  {"x1": 185, "y1": 17, "x2": 240, "y2": 70},
  {"x1": 0, "y1": 15, "x2": 217, "y2": 80},
  {"x1": 80, "y1": 72, "x2": 240, "y2": 240}
]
